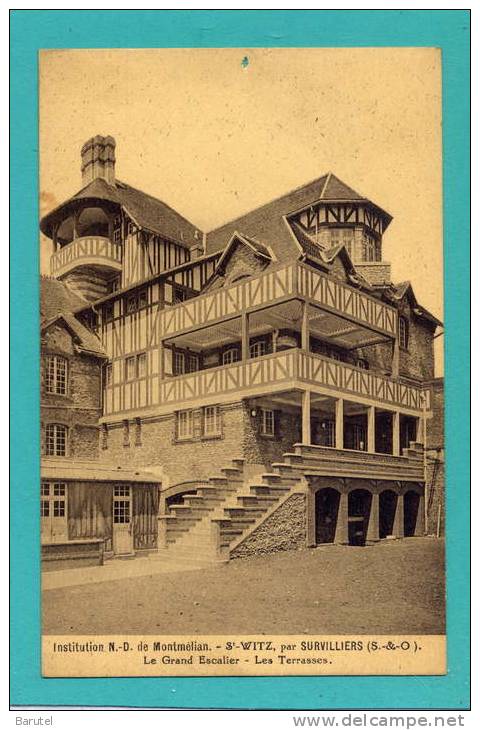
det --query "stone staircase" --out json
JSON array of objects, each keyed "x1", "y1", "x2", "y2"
[
  {"x1": 151, "y1": 441, "x2": 425, "y2": 569},
  {"x1": 154, "y1": 457, "x2": 304, "y2": 567}
]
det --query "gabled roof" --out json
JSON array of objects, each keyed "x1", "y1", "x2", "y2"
[
  {"x1": 213, "y1": 231, "x2": 272, "y2": 272},
  {"x1": 40, "y1": 276, "x2": 88, "y2": 323},
  {"x1": 40, "y1": 277, "x2": 107, "y2": 358},
  {"x1": 40, "y1": 178, "x2": 201, "y2": 247},
  {"x1": 42, "y1": 312, "x2": 108, "y2": 359},
  {"x1": 206, "y1": 172, "x2": 392, "y2": 258},
  {"x1": 287, "y1": 220, "x2": 374, "y2": 290},
  {"x1": 388, "y1": 280, "x2": 443, "y2": 327},
  {"x1": 318, "y1": 172, "x2": 366, "y2": 201}
]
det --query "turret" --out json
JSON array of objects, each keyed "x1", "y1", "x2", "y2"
[{"x1": 40, "y1": 136, "x2": 123, "y2": 301}]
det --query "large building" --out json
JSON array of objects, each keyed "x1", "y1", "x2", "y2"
[{"x1": 40, "y1": 135, "x2": 443, "y2": 567}]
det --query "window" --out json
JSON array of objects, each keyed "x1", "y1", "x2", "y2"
[
  {"x1": 361, "y1": 233, "x2": 381, "y2": 262},
  {"x1": 173, "y1": 286, "x2": 188, "y2": 304},
  {"x1": 125, "y1": 290, "x2": 148, "y2": 315},
  {"x1": 126, "y1": 294, "x2": 137, "y2": 314},
  {"x1": 204, "y1": 406, "x2": 221, "y2": 437},
  {"x1": 138, "y1": 290, "x2": 148, "y2": 309},
  {"x1": 356, "y1": 358, "x2": 369, "y2": 370},
  {"x1": 45, "y1": 424, "x2": 67, "y2": 456},
  {"x1": 41, "y1": 482, "x2": 67, "y2": 543},
  {"x1": 330, "y1": 229, "x2": 341, "y2": 246},
  {"x1": 137, "y1": 352, "x2": 147, "y2": 378},
  {"x1": 399, "y1": 317, "x2": 409, "y2": 349},
  {"x1": 174, "y1": 351, "x2": 186, "y2": 375},
  {"x1": 177, "y1": 410, "x2": 194, "y2": 440},
  {"x1": 260, "y1": 408, "x2": 275, "y2": 436},
  {"x1": 104, "y1": 302, "x2": 114, "y2": 323},
  {"x1": 45, "y1": 355, "x2": 67, "y2": 395},
  {"x1": 342, "y1": 230, "x2": 354, "y2": 258},
  {"x1": 125, "y1": 356, "x2": 136, "y2": 381},
  {"x1": 104, "y1": 364, "x2": 112, "y2": 387},
  {"x1": 330, "y1": 351, "x2": 342, "y2": 362},
  {"x1": 113, "y1": 485, "x2": 131, "y2": 524},
  {"x1": 187, "y1": 353, "x2": 199, "y2": 373},
  {"x1": 223, "y1": 347, "x2": 240, "y2": 365},
  {"x1": 250, "y1": 341, "x2": 266, "y2": 359}
]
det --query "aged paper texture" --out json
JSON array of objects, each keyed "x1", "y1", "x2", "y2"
[{"x1": 39, "y1": 47, "x2": 445, "y2": 677}]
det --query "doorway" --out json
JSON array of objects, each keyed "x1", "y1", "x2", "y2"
[{"x1": 113, "y1": 485, "x2": 134, "y2": 555}]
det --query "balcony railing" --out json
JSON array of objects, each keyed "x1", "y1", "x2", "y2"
[
  {"x1": 50, "y1": 236, "x2": 123, "y2": 276},
  {"x1": 103, "y1": 348, "x2": 429, "y2": 417},
  {"x1": 156, "y1": 261, "x2": 398, "y2": 341}
]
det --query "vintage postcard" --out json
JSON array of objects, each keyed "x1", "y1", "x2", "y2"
[{"x1": 36, "y1": 45, "x2": 449, "y2": 680}]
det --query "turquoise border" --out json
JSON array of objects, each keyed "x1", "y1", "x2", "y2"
[{"x1": 10, "y1": 10, "x2": 470, "y2": 709}]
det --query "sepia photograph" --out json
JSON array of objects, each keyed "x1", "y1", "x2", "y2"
[{"x1": 38, "y1": 46, "x2": 446, "y2": 677}]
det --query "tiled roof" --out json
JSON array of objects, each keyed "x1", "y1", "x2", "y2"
[
  {"x1": 40, "y1": 276, "x2": 88, "y2": 323},
  {"x1": 389, "y1": 280, "x2": 443, "y2": 327},
  {"x1": 40, "y1": 178, "x2": 201, "y2": 247},
  {"x1": 205, "y1": 172, "x2": 391, "y2": 258},
  {"x1": 40, "y1": 277, "x2": 107, "y2": 358}
]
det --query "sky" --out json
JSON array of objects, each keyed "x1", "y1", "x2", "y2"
[{"x1": 39, "y1": 47, "x2": 443, "y2": 371}]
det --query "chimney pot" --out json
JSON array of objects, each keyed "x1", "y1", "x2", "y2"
[{"x1": 81, "y1": 135, "x2": 116, "y2": 187}]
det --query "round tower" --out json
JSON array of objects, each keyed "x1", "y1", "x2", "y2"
[{"x1": 40, "y1": 136, "x2": 123, "y2": 302}]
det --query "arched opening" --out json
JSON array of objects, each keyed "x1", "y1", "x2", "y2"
[
  {"x1": 404, "y1": 490, "x2": 420, "y2": 537},
  {"x1": 315, "y1": 488, "x2": 340, "y2": 544},
  {"x1": 379, "y1": 489, "x2": 398, "y2": 538},
  {"x1": 348, "y1": 489, "x2": 372, "y2": 546}
]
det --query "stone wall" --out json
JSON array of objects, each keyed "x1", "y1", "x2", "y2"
[
  {"x1": 425, "y1": 378, "x2": 444, "y2": 536},
  {"x1": 230, "y1": 494, "x2": 307, "y2": 558},
  {"x1": 243, "y1": 403, "x2": 301, "y2": 468},
  {"x1": 41, "y1": 323, "x2": 102, "y2": 460},
  {"x1": 101, "y1": 401, "x2": 248, "y2": 486}
]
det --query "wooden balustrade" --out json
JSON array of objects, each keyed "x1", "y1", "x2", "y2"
[
  {"x1": 103, "y1": 348, "x2": 428, "y2": 417},
  {"x1": 155, "y1": 261, "x2": 397, "y2": 341},
  {"x1": 50, "y1": 236, "x2": 123, "y2": 276}
]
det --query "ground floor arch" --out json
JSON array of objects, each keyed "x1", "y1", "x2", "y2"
[
  {"x1": 315, "y1": 488, "x2": 340, "y2": 544},
  {"x1": 308, "y1": 478, "x2": 425, "y2": 547},
  {"x1": 348, "y1": 489, "x2": 372, "y2": 546},
  {"x1": 379, "y1": 489, "x2": 398, "y2": 539}
]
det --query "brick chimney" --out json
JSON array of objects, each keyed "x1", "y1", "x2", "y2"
[{"x1": 81, "y1": 135, "x2": 116, "y2": 186}]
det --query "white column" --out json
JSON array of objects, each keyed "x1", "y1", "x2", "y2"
[
  {"x1": 335, "y1": 398, "x2": 344, "y2": 450},
  {"x1": 301, "y1": 301, "x2": 310, "y2": 351},
  {"x1": 392, "y1": 411, "x2": 400, "y2": 456},
  {"x1": 367, "y1": 492, "x2": 380, "y2": 542},
  {"x1": 242, "y1": 312, "x2": 249, "y2": 362},
  {"x1": 302, "y1": 390, "x2": 311, "y2": 445},
  {"x1": 367, "y1": 406, "x2": 376, "y2": 453},
  {"x1": 334, "y1": 491, "x2": 349, "y2": 544}
]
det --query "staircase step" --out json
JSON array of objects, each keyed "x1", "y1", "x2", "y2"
[{"x1": 236, "y1": 495, "x2": 279, "y2": 507}]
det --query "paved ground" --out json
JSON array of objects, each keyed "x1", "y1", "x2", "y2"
[{"x1": 43, "y1": 537, "x2": 445, "y2": 635}]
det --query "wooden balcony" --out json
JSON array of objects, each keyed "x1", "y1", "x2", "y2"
[
  {"x1": 50, "y1": 236, "x2": 123, "y2": 277},
  {"x1": 103, "y1": 348, "x2": 429, "y2": 418},
  {"x1": 156, "y1": 261, "x2": 398, "y2": 342}
]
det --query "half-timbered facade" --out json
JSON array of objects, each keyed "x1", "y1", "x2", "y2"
[{"x1": 40, "y1": 135, "x2": 442, "y2": 566}]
